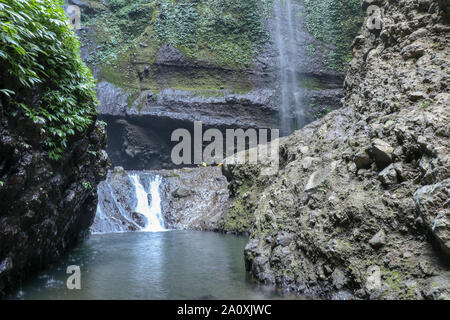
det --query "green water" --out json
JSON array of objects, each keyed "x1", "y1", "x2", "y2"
[{"x1": 8, "y1": 231, "x2": 302, "y2": 300}]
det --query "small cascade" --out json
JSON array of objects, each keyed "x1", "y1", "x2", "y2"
[
  {"x1": 92, "y1": 171, "x2": 167, "y2": 234},
  {"x1": 273, "y1": 0, "x2": 306, "y2": 135},
  {"x1": 129, "y1": 174, "x2": 166, "y2": 232}
]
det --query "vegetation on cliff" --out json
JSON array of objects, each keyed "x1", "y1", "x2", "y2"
[
  {"x1": 0, "y1": 0, "x2": 109, "y2": 297},
  {"x1": 83, "y1": 0, "x2": 267, "y2": 69},
  {"x1": 0, "y1": 0, "x2": 98, "y2": 160},
  {"x1": 77, "y1": 0, "x2": 360, "y2": 119},
  {"x1": 304, "y1": 0, "x2": 364, "y2": 71},
  {"x1": 80, "y1": 0, "x2": 269, "y2": 93}
]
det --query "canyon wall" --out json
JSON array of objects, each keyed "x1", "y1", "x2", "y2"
[
  {"x1": 0, "y1": 1, "x2": 109, "y2": 297},
  {"x1": 72, "y1": 0, "x2": 363, "y2": 170},
  {"x1": 224, "y1": 0, "x2": 450, "y2": 299}
]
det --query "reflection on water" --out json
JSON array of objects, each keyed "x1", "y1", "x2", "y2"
[{"x1": 8, "y1": 231, "x2": 305, "y2": 300}]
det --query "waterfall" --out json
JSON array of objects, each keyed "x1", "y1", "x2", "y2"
[
  {"x1": 273, "y1": 0, "x2": 305, "y2": 135},
  {"x1": 129, "y1": 174, "x2": 166, "y2": 232},
  {"x1": 92, "y1": 172, "x2": 166, "y2": 234}
]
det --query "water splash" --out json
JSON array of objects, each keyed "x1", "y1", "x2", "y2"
[
  {"x1": 129, "y1": 174, "x2": 166, "y2": 232},
  {"x1": 273, "y1": 0, "x2": 306, "y2": 135}
]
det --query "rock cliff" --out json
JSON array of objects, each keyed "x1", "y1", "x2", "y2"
[
  {"x1": 0, "y1": 1, "x2": 109, "y2": 297},
  {"x1": 71, "y1": 0, "x2": 362, "y2": 170},
  {"x1": 224, "y1": 0, "x2": 450, "y2": 299}
]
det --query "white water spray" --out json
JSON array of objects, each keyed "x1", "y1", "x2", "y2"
[{"x1": 130, "y1": 174, "x2": 166, "y2": 232}]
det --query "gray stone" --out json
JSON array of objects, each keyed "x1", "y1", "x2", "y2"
[
  {"x1": 304, "y1": 161, "x2": 337, "y2": 192},
  {"x1": 112, "y1": 166, "x2": 125, "y2": 175},
  {"x1": 332, "y1": 268, "x2": 346, "y2": 289},
  {"x1": 372, "y1": 139, "x2": 394, "y2": 169},
  {"x1": 423, "y1": 276, "x2": 450, "y2": 300},
  {"x1": 275, "y1": 233, "x2": 293, "y2": 247},
  {"x1": 172, "y1": 187, "x2": 191, "y2": 199},
  {"x1": 378, "y1": 164, "x2": 398, "y2": 185},
  {"x1": 0, "y1": 257, "x2": 13, "y2": 275},
  {"x1": 419, "y1": 260, "x2": 435, "y2": 276},
  {"x1": 369, "y1": 229, "x2": 386, "y2": 248},
  {"x1": 131, "y1": 212, "x2": 147, "y2": 228},
  {"x1": 414, "y1": 179, "x2": 450, "y2": 256},
  {"x1": 157, "y1": 44, "x2": 194, "y2": 67},
  {"x1": 365, "y1": 266, "x2": 382, "y2": 298},
  {"x1": 301, "y1": 157, "x2": 318, "y2": 171},
  {"x1": 407, "y1": 91, "x2": 427, "y2": 101},
  {"x1": 401, "y1": 42, "x2": 425, "y2": 60},
  {"x1": 354, "y1": 150, "x2": 373, "y2": 169},
  {"x1": 96, "y1": 81, "x2": 129, "y2": 115},
  {"x1": 69, "y1": 0, "x2": 88, "y2": 8},
  {"x1": 93, "y1": 167, "x2": 230, "y2": 234}
]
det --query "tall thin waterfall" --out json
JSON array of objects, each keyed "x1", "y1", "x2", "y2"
[
  {"x1": 129, "y1": 174, "x2": 166, "y2": 232},
  {"x1": 273, "y1": 0, "x2": 305, "y2": 135}
]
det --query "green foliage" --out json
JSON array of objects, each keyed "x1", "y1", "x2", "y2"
[
  {"x1": 261, "y1": 0, "x2": 275, "y2": 18},
  {"x1": 304, "y1": 0, "x2": 363, "y2": 71},
  {"x1": 83, "y1": 0, "x2": 268, "y2": 70},
  {"x1": 82, "y1": 0, "x2": 156, "y2": 70},
  {"x1": 419, "y1": 99, "x2": 431, "y2": 109},
  {"x1": 0, "y1": 0, "x2": 98, "y2": 160},
  {"x1": 82, "y1": 181, "x2": 92, "y2": 190},
  {"x1": 106, "y1": 0, "x2": 154, "y2": 37},
  {"x1": 154, "y1": 0, "x2": 269, "y2": 68},
  {"x1": 154, "y1": 1, "x2": 199, "y2": 48}
]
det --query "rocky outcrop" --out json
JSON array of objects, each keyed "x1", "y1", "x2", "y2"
[
  {"x1": 0, "y1": 1, "x2": 110, "y2": 297},
  {"x1": 414, "y1": 179, "x2": 450, "y2": 256},
  {"x1": 93, "y1": 167, "x2": 141, "y2": 233},
  {"x1": 76, "y1": 0, "x2": 280, "y2": 129},
  {"x1": 224, "y1": 0, "x2": 450, "y2": 299},
  {"x1": 0, "y1": 102, "x2": 109, "y2": 297},
  {"x1": 159, "y1": 167, "x2": 230, "y2": 231},
  {"x1": 95, "y1": 79, "x2": 279, "y2": 129}
]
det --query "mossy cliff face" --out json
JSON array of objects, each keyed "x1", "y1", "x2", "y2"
[
  {"x1": 223, "y1": 0, "x2": 450, "y2": 299},
  {"x1": 0, "y1": 0, "x2": 110, "y2": 296},
  {"x1": 71, "y1": 0, "x2": 363, "y2": 170},
  {"x1": 73, "y1": 0, "x2": 363, "y2": 125},
  {"x1": 303, "y1": 0, "x2": 364, "y2": 73},
  {"x1": 77, "y1": 0, "x2": 271, "y2": 102}
]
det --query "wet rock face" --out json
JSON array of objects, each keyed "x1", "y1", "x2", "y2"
[
  {"x1": 226, "y1": 0, "x2": 450, "y2": 299},
  {"x1": 96, "y1": 81, "x2": 279, "y2": 129},
  {"x1": 92, "y1": 167, "x2": 141, "y2": 233},
  {"x1": 158, "y1": 167, "x2": 230, "y2": 232},
  {"x1": 414, "y1": 179, "x2": 450, "y2": 256},
  {"x1": 74, "y1": 1, "x2": 350, "y2": 177},
  {"x1": 0, "y1": 100, "x2": 109, "y2": 296},
  {"x1": 99, "y1": 115, "x2": 176, "y2": 171},
  {"x1": 101, "y1": 113, "x2": 268, "y2": 171}
]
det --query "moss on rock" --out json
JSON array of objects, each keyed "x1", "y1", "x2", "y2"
[{"x1": 303, "y1": 0, "x2": 364, "y2": 72}]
